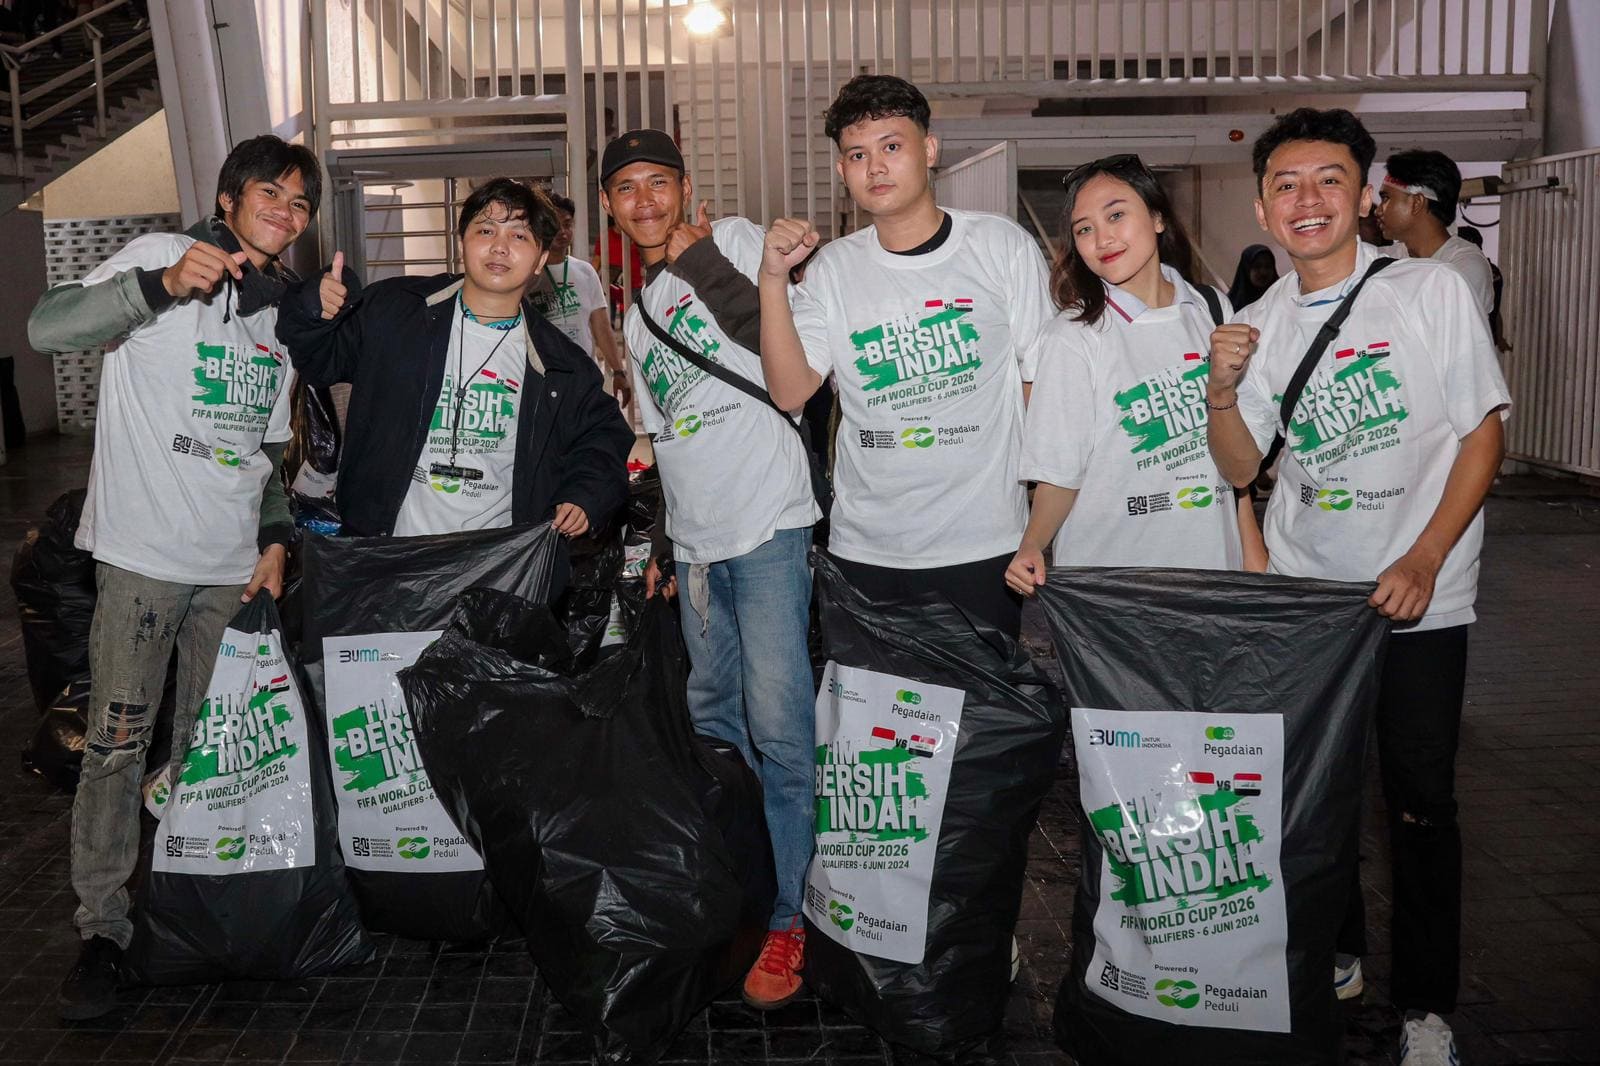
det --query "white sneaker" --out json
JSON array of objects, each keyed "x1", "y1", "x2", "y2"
[
  {"x1": 1334, "y1": 955, "x2": 1364, "y2": 1000},
  {"x1": 1399, "y1": 1013, "x2": 1460, "y2": 1066},
  {"x1": 1010, "y1": 936, "x2": 1020, "y2": 982}
]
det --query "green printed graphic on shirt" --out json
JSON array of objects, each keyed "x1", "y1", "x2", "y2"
[
  {"x1": 192, "y1": 343, "x2": 285, "y2": 414},
  {"x1": 428, "y1": 371, "x2": 519, "y2": 444},
  {"x1": 851, "y1": 301, "x2": 981, "y2": 393},
  {"x1": 178, "y1": 684, "x2": 300, "y2": 786},
  {"x1": 1116, "y1": 361, "x2": 1211, "y2": 463},
  {"x1": 532, "y1": 280, "x2": 582, "y2": 319},
  {"x1": 639, "y1": 298, "x2": 717, "y2": 415},
  {"x1": 1089, "y1": 789, "x2": 1272, "y2": 912},
  {"x1": 1277, "y1": 354, "x2": 1409, "y2": 471}
]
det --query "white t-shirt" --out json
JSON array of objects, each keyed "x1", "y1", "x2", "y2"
[
  {"x1": 392, "y1": 311, "x2": 527, "y2": 537},
  {"x1": 790, "y1": 208, "x2": 1053, "y2": 568},
  {"x1": 75, "y1": 232, "x2": 295, "y2": 585},
  {"x1": 529, "y1": 256, "x2": 608, "y2": 357},
  {"x1": 1236, "y1": 242, "x2": 1511, "y2": 630},
  {"x1": 623, "y1": 217, "x2": 818, "y2": 564},
  {"x1": 1432, "y1": 235, "x2": 1495, "y2": 323},
  {"x1": 1021, "y1": 268, "x2": 1242, "y2": 569}
]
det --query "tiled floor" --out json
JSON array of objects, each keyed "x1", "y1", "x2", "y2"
[{"x1": 2, "y1": 434, "x2": 1597, "y2": 1065}]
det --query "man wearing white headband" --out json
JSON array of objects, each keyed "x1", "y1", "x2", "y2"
[{"x1": 1377, "y1": 150, "x2": 1495, "y2": 321}]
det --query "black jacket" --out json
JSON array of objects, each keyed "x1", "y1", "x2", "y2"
[{"x1": 276, "y1": 270, "x2": 633, "y2": 538}]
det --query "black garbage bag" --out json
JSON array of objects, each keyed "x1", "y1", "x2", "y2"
[
  {"x1": 1036, "y1": 568, "x2": 1388, "y2": 1066},
  {"x1": 285, "y1": 382, "x2": 342, "y2": 494},
  {"x1": 299, "y1": 523, "x2": 565, "y2": 941},
  {"x1": 124, "y1": 594, "x2": 372, "y2": 984},
  {"x1": 556, "y1": 523, "x2": 625, "y2": 669},
  {"x1": 802, "y1": 554, "x2": 1068, "y2": 1060},
  {"x1": 10, "y1": 489, "x2": 96, "y2": 712},
  {"x1": 403, "y1": 588, "x2": 775, "y2": 1063}
]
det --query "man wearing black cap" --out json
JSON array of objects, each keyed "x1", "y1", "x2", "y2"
[{"x1": 601, "y1": 129, "x2": 820, "y2": 1010}]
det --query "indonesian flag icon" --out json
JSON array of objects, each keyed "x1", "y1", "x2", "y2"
[
  {"x1": 1335, "y1": 346, "x2": 1358, "y2": 359},
  {"x1": 907, "y1": 733, "x2": 938, "y2": 758},
  {"x1": 870, "y1": 726, "x2": 898, "y2": 749},
  {"x1": 925, "y1": 299, "x2": 944, "y2": 308},
  {"x1": 1183, "y1": 351, "x2": 1203, "y2": 361},
  {"x1": 1187, "y1": 771, "x2": 1216, "y2": 786},
  {"x1": 1233, "y1": 772, "x2": 1263, "y2": 797}
]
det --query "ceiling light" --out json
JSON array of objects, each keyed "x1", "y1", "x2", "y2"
[{"x1": 683, "y1": 3, "x2": 728, "y2": 37}]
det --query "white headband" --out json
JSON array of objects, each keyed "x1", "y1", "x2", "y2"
[{"x1": 1382, "y1": 174, "x2": 1440, "y2": 202}]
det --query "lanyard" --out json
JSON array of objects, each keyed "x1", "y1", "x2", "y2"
[{"x1": 447, "y1": 296, "x2": 518, "y2": 466}]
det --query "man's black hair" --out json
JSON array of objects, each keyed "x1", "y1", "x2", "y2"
[
  {"x1": 1384, "y1": 149, "x2": 1462, "y2": 225},
  {"x1": 548, "y1": 192, "x2": 577, "y2": 216},
  {"x1": 823, "y1": 74, "x2": 931, "y2": 145},
  {"x1": 1251, "y1": 108, "x2": 1376, "y2": 195},
  {"x1": 455, "y1": 177, "x2": 560, "y2": 246},
  {"x1": 214, "y1": 135, "x2": 322, "y2": 218}
]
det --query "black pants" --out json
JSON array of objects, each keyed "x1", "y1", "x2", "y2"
[
  {"x1": 1339, "y1": 624, "x2": 1468, "y2": 1014},
  {"x1": 828, "y1": 552, "x2": 1023, "y2": 641}
]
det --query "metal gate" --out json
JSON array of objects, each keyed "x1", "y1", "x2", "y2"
[
  {"x1": 1500, "y1": 147, "x2": 1600, "y2": 476},
  {"x1": 933, "y1": 141, "x2": 1017, "y2": 218}
]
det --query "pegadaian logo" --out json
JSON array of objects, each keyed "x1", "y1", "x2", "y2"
[
  {"x1": 674, "y1": 413, "x2": 703, "y2": 437},
  {"x1": 828, "y1": 899, "x2": 855, "y2": 931},
  {"x1": 1177, "y1": 485, "x2": 1213, "y2": 509},
  {"x1": 213, "y1": 447, "x2": 240, "y2": 468},
  {"x1": 396, "y1": 836, "x2": 432, "y2": 860},
  {"x1": 1154, "y1": 978, "x2": 1199, "y2": 1009},
  {"x1": 1204, "y1": 726, "x2": 1235, "y2": 741},
  {"x1": 895, "y1": 689, "x2": 922, "y2": 705},
  {"x1": 214, "y1": 836, "x2": 246, "y2": 861},
  {"x1": 430, "y1": 476, "x2": 461, "y2": 494},
  {"x1": 900, "y1": 426, "x2": 934, "y2": 449},
  {"x1": 1316, "y1": 488, "x2": 1353, "y2": 511}
]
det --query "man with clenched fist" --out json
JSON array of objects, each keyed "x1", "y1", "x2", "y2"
[
  {"x1": 275, "y1": 177, "x2": 631, "y2": 547},
  {"x1": 1204, "y1": 107, "x2": 1510, "y2": 1066},
  {"x1": 28, "y1": 134, "x2": 320, "y2": 1021}
]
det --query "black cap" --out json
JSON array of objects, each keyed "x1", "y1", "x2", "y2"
[{"x1": 600, "y1": 129, "x2": 685, "y2": 185}]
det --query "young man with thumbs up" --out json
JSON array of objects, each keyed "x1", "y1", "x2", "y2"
[
  {"x1": 276, "y1": 178, "x2": 632, "y2": 547},
  {"x1": 26, "y1": 134, "x2": 318, "y2": 1020},
  {"x1": 601, "y1": 129, "x2": 820, "y2": 1009}
]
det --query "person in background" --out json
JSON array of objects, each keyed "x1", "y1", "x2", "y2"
[
  {"x1": 1206, "y1": 107, "x2": 1510, "y2": 1066},
  {"x1": 1227, "y1": 243, "x2": 1280, "y2": 311},
  {"x1": 1377, "y1": 149, "x2": 1495, "y2": 323},
  {"x1": 1456, "y1": 224, "x2": 1509, "y2": 351},
  {"x1": 1007, "y1": 152, "x2": 1266, "y2": 599},
  {"x1": 28, "y1": 134, "x2": 318, "y2": 1021},
  {"x1": 530, "y1": 192, "x2": 631, "y2": 405}
]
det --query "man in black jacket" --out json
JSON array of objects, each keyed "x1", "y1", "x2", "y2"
[{"x1": 277, "y1": 179, "x2": 633, "y2": 544}]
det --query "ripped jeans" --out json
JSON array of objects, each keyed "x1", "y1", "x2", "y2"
[{"x1": 71, "y1": 563, "x2": 243, "y2": 948}]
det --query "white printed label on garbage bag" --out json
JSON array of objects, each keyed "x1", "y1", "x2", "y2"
[
  {"x1": 323, "y1": 632, "x2": 484, "y2": 873},
  {"x1": 1073, "y1": 707, "x2": 1290, "y2": 1032},
  {"x1": 804, "y1": 662, "x2": 963, "y2": 964},
  {"x1": 153, "y1": 625, "x2": 315, "y2": 874}
]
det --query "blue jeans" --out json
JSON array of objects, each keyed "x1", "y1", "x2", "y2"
[{"x1": 676, "y1": 526, "x2": 815, "y2": 928}]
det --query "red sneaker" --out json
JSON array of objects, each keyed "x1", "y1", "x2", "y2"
[{"x1": 742, "y1": 919, "x2": 805, "y2": 1009}]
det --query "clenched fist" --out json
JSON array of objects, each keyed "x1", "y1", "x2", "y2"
[
  {"x1": 162, "y1": 243, "x2": 247, "y2": 300},
  {"x1": 320, "y1": 251, "x2": 348, "y2": 320},
  {"x1": 1207, "y1": 323, "x2": 1261, "y2": 397},
  {"x1": 665, "y1": 201, "x2": 713, "y2": 264},
  {"x1": 761, "y1": 218, "x2": 819, "y2": 279}
]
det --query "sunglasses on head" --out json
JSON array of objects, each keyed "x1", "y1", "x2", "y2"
[{"x1": 1063, "y1": 153, "x2": 1154, "y2": 187}]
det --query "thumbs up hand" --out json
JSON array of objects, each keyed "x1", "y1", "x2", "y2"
[
  {"x1": 664, "y1": 201, "x2": 714, "y2": 264},
  {"x1": 319, "y1": 251, "x2": 348, "y2": 320}
]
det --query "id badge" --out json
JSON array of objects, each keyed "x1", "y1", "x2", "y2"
[{"x1": 429, "y1": 462, "x2": 484, "y2": 481}]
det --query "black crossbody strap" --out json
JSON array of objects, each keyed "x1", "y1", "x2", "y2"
[
  {"x1": 637, "y1": 303, "x2": 804, "y2": 438},
  {"x1": 1276, "y1": 257, "x2": 1394, "y2": 431},
  {"x1": 1199, "y1": 284, "x2": 1225, "y2": 327}
]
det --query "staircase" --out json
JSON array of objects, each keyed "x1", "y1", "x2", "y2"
[{"x1": 0, "y1": 0, "x2": 161, "y2": 216}]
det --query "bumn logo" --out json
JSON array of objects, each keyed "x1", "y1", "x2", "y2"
[
  {"x1": 1086, "y1": 727, "x2": 1141, "y2": 748},
  {"x1": 396, "y1": 836, "x2": 432, "y2": 860},
  {"x1": 900, "y1": 426, "x2": 934, "y2": 449},
  {"x1": 1154, "y1": 978, "x2": 1199, "y2": 1009},
  {"x1": 1316, "y1": 488, "x2": 1353, "y2": 511},
  {"x1": 827, "y1": 900, "x2": 855, "y2": 931},
  {"x1": 214, "y1": 836, "x2": 246, "y2": 861},
  {"x1": 337, "y1": 648, "x2": 401, "y2": 664},
  {"x1": 1177, "y1": 485, "x2": 1213, "y2": 509}
]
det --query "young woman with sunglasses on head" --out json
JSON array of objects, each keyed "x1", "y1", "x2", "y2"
[{"x1": 1006, "y1": 155, "x2": 1267, "y2": 596}]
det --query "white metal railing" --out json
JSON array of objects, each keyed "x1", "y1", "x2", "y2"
[
  {"x1": 0, "y1": 0, "x2": 155, "y2": 173},
  {"x1": 1500, "y1": 147, "x2": 1600, "y2": 477},
  {"x1": 311, "y1": 0, "x2": 1547, "y2": 277}
]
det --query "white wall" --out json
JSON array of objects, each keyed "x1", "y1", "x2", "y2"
[
  {"x1": 1544, "y1": 0, "x2": 1600, "y2": 155},
  {"x1": 42, "y1": 112, "x2": 181, "y2": 221}
]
